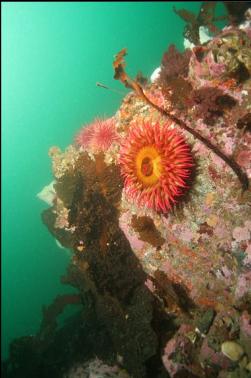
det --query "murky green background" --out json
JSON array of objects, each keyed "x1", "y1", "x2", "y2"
[{"x1": 3, "y1": 1, "x2": 226, "y2": 360}]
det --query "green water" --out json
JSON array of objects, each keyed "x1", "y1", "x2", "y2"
[{"x1": 2, "y1": 1, "x2": 207, "y2": 361}]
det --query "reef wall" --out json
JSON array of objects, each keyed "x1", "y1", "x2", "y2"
[{"x1": 4, "y1": 3, "x2": 251, "y2": 378}]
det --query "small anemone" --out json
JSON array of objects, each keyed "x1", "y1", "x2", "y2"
[{"x1": 75, "y1": 117, "x2": 119, "y2": 152}]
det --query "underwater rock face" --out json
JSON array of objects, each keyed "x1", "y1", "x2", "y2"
[
  {"x1": 188, "y1": 28, "x2": 251, "y2": 85},
  {"x1": 37, "y1": 24, "x2": 251, "y2": 377},
  {"x1": 114, "y1": 34, "x2": 251, "y2": 314},
  {"x1": 1, "y1": 7, "x2": 243, "y2": 377},
  {"x1": 64, "y1": 357, "x2": 130, "y2": 378}
]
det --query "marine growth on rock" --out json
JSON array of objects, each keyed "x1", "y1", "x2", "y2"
[{"x1": 5, "y1": 4, "x2": 251, "y2": 378}]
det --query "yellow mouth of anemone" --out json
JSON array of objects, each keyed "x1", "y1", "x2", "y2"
[{"x1": 136, "y1": 146, "x2": 162, "y2": 186}]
